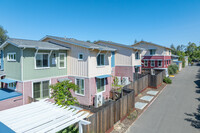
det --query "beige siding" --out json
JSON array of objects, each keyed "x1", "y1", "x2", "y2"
[
  {"x1": 132, "y1": 51, "x2": 142, "y2": 66},
  {"x1": 88, "y1": 50, "x2": 112, "y2": 77},
  {"x1": 43, "y1": 38, "x2": 89, "y2": 77},
  {"x1": 134, "y1": 42, "x2": 171, "y2": 56},
  {"x1": 97, "y1": 42, "x2": 132, "y2": 66}
]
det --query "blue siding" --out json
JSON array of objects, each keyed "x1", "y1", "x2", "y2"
[
  {"x1": 1, "y1": 50, "x2": 4, "y2": 70},
  {"x1": 111, "y1": 52, "x2": 115, "y2": 68}
]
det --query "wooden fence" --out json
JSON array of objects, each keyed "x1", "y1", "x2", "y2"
[
  {"x1": 124, "y1": 74, "x2": 148, "y2": 96},
  {"x1": 82, "y1": 90, "x2": 135, "y2": 133},
  {"x1": 148, "y1": 70, "x2": 165, "y2": 88}
]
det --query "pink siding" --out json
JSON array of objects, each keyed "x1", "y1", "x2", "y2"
[
  {"x1": 115, "y1": 66, "x2": 134, "y2": 81},
  {"x1": 0, "y1": 96, "x2": 23, "y2": 111},
  {"x1": 68, "y1": 76, "x2": 112, "y2": 106}
]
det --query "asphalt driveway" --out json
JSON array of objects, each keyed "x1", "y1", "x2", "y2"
[{"x1": 127, "y1": 65, "x2": 200, "y2": 133}]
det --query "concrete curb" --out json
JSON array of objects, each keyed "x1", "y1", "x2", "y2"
[{"x1": 125, "y1": 84, "x2": 168, "y2": 133}]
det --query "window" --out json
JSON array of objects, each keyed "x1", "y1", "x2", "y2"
[
  {"x1": 59, "y1": 53, "x2": 66, "y2": 69},
  {"x1": 144, "y1": 60, "x2": 148, "y2": 67},
  {"x1": 76, "y1": 79, "x2": 84, "y2": 95},
  {"x1": 33, "y1": 81, "x2": 49, "y2": 100},
  {"x1": 135, "y1": 52, "x2": 140, "y2": 59},
  {"x1": 8, "y1": 82, "x2": 16, "y2": 90},
  {"x1": 169, "y1": 50, "x2": 171, "y2": 55},
  {"x1": 158, "y1": 60, "x2": 162, "y2": 67},
  {"x1": 96, "y1": 78, "x2": 105, "y2": 92},
  {"x1": 149, "y1": 49, "x2": 156, "y2": 55},
  {"x1": 151, "y1": 60, "x2": 155, "y2": 67},
  {"x1": 78, "y1": 53, "x2": 83, "y2": 60},
  {"x1": 97, "y1": 54, "x2": 105, "y2": 66},
  {"x1": 36, "y1": 53, "x2": 49, "y2": 68},
  {"x1": 7, "y1": 53, "x2": 16, "y2": 61},
  {"x1": 135, "y1": 67, "x2": 140, "y2": 73}
]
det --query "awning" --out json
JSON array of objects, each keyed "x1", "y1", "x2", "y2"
[
  {"x1": 135, "y1": 65, "x2": 142, "y2": 67},
  {"x1": 0, "y1": 78, "x2": 16, "y2": 84},
  {"x1": 58, "y1": 78, "x2": 72, "y2": 82},
  {"x1": 96, "y1": 75, "x2": 112, "y2": 79}
]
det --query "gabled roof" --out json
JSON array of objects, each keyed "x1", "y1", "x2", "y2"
[
  {"x1": 41, "y1": 35, "x2": 116, "y2": 51},
  {"x1": 0, "y1": 38, "x2": 70, "y2": 50},
  {"x1": 132, "y1": 41, "x2": 171, "y2": 50},
  {"x1": 96, "y1": 40, "x2": 144, "y2": 51}
]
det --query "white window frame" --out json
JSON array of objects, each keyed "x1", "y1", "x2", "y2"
[
  {"x1": 32, "y1": 80, "x2": 50, "y2": 100},
  {"x1": 149, "y1": 49, "x2": 156, "y2": 55},
  {"x1": 35, "y1": 53, "x2": 50, "y2": 69},
  {"x1": 75, "y1": 78, "x2": 85, "y2": 96},
  {"x1": 157, "y1": 60, "x2": 162, "y2": 67},
  {"x1": 58, "y1": 53, "x2": 66, "y2": 69},
  {"x1": 96, "y1": 78, "x2": 106, "y2": 93},
  {"x1": 151, "y1": 60, "x2": 155, "y2": 67},
  {"x1": 8, "y1": 82, "x2": 16, "y2": 90},
  {"x1": 97, "y1": 53, "x2": 105, "y2": 66},
  {"x1": 7, "y1": 52, "x2": 16, "y2": 62},
  {"x1": 144, "y1": 60, "x2": 148, "y2": 67},
  {"x1": 78, "y1": 53, "x2": 84, "y2": 60},
  {"x1": 135, "y1": 52, "x2": 140, "y2": 60}
]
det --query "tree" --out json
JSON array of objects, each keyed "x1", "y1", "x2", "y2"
[
  {"x1": 0, "y1": 26, "x2": 8, "y2": 45},
  {"x1": 50, "y1": 80, "x2": 79, "y2": 106}
]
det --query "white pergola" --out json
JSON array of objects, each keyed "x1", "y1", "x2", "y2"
[{"x1": 0, "y1": 100, "x2": 90, "y2": 133}]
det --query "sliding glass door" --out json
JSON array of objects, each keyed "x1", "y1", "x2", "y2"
[{"x1": 33, "y1": 80, "x2": 49, "y2": 100}]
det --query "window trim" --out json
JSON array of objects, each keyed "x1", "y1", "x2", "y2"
[
  {"x1": 149, "y1": 49, "x2": 156, "y2": 55},
  {"x1": 75, "y1": 78, "x2": 85, "y2": 96},
  {"x1": 96, "y1": 78, "x2": 106, "y2": 93},
  {"x1": 35, "y1": 53, "x2": 50, "y2": 69},
  {"x1": 157, "y1": 60, "x2": 162, "y2": 67},
  {"x1": 144, "y1": 60, "x2": 148, "y2": 67},
  {"x1": 32, "y1": 80, "x2": 50, "y2": 100},
  {"x1": 8, "y1": 82, "x2": 16, "y2": 90},
  {"x1": 151, "y1": 60, "x2": 155, "y2": 67},
  {"x1": 7, "y1": 52, "x2": 16, "y2": 62},
  {"x1": 135, "y1": 52, "x2": 140, "y2": 60},
  {"x1": 58, "y1": 53, "x2": 66, "y2": 69},
  {"x1": 97, "y1": 53, "x2": 105, "y2": 66},
  {"x1": 78, "y1": 53, "x2": 84, "y2": 60}
]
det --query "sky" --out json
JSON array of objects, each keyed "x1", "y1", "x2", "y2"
[{"x1": 0, "y1": 0, "x2": 200, "y2": 47}]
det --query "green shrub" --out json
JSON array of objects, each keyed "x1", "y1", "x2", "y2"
[
  {"x1": 57, "y1": 125, "x2": 78, "y2": 133},
  {"x1": 163, "y1": 77, "x2": 172, "y2": 84},
  {"x1": 168, "y1": 64, "x2": 178, "y2": 75}
]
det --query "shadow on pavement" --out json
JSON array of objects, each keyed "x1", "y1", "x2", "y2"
[{"x1": 184, "y1": 66, "x2": 200, "y2": 129}]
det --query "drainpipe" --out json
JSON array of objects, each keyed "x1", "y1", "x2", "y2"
[{"x1": 21, "y1": 48, "x2": 25, "y2": 104}]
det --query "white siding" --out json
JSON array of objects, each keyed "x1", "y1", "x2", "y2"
[
  {"x1": 88, "y1": 50, "x2": 112, "y2": 77},
  {"x1": 134, "y1": 42, "x2": 170, "y2": 56}
]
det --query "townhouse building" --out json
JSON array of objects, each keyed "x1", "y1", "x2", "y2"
[
  {"x1": 132, "y1": 41, "x2": 172, "y2": 76},
  {"x1": 0, "y1": 36, "x2": 116, "y2": 110},
  {"x1": 95, "y1": 40, "x2": 143, "y2": 82}
]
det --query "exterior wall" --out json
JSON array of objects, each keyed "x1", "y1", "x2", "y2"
[
  {"x1": 88, "y1": 50, "x2": 112, "y2": 78},
  {"x1": 115, "y1": 66, "x2": 134, "y2": 81},
  {"x1": 68, "y1": 76, "x2": 112, "y2": 106},
  {"x1": 3, "y1": 44, "x2": 22, "y2": 80},
  {"x1": 42, "y1": 38, "x2": 89, "y2": 77},
  {"x1": 0, "y1": 95, "x2": 23, "y2": 111},
  {"x1": 142, "y1": 56, "x2": 172, "y2": 69},
  {"x1": 23, "y1": 49, "x2": 68, "y2": 81},
  {"x1": 96, "y1": 42, "x2": 132, "y2": 66},
  {"x1": 134, "y1": 42, "x2": 171, "y2": 56}
]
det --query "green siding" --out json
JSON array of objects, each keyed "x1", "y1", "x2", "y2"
[
  {"x1": 23, "y1": 49, "x2": 67, "y2": 80},
  {"x1": 4, "y1": 44, "x2": 22, "y2": 80}
]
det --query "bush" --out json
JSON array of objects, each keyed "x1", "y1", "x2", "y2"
[
  {"x1": 168, "y1": 64, "x2": 178, "y2": 75},
  {"x1": 163, "y1": 77, "x2": 172, "y2": 84}
]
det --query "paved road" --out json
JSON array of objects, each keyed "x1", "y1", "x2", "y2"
[{"x1": 127, "y1": 65, "x2": 200, "y2": 133}]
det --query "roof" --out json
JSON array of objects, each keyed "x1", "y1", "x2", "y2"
[
  {"x1": 0, "y1": 100, "x2": 90, "y2": 133},
  {"x1": 0, "y1": 38, "x2": 70, "y2": 50},
  {"x1": 132, "y1": 41, "x2": 171, "y2": 50},
  {"x1": 41, "y1": 35, "x2": 116, "y2": 51},
  {"x1": 171, "y1": 54, "x2": 179, "y2": 57},
  {"x1": 96, "y1": 40, "x2": 144, "y2": 51}
]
